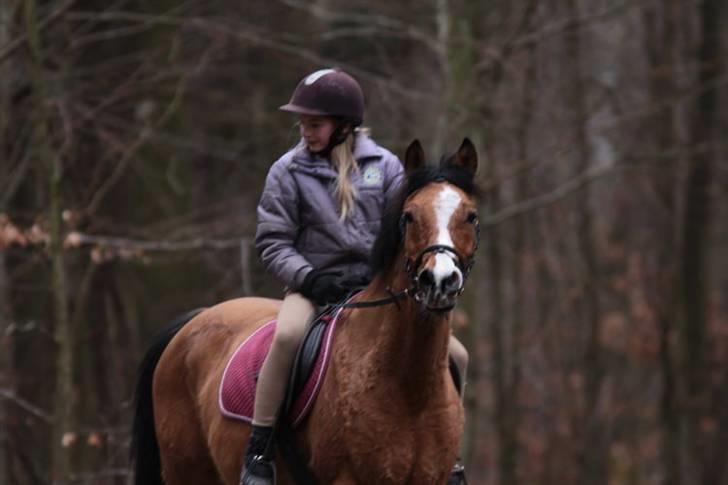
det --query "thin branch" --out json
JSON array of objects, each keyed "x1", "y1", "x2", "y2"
[
  {"x1": 0, "y1": 153, "x2": 33, "y2": 209},
  {"x1": 70, "y1": 19, "x2": 158, "y2": 48},
  {"x1": 71, "y1": 468, "x2": 129, "y2": 483},
  {"x1": 83, "y1": 39, "x2": 210, "y2": 217},
  {"x1": 71, "y1": 100, "x2": 245, "y2": 162},
  {"x1": 67, "y1": 232, "x2": 251, "y2": 252},
  {"x1": 276, "y1": 0, "x2": 444, "y2": 56},
  {"x1": 0, "y1": 388, "x2": 51, "y2": 423},
  {"x1": 0, "y1": 0, "x2": 78, "y2": 63},
  {"x1": 474, "y1": 0, "x2": 646, "y2": 75},
  {"x1": 482, "y1": 163, "x2": 622, "y2": 227},
  {"x1": 65, "y1": 10, "x2": 432, "y2": 100}
]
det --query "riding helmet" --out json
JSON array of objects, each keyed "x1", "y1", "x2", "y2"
[{"x1": 279, "y1": 68, "x2": 365, "y2": 126}]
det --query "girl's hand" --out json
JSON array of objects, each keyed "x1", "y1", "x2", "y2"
[{"x1": 299, "y1": 269, "x2": 348, "y2": 305}]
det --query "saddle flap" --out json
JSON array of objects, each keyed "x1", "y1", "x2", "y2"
[
  {"x1": 219, "y1": 308, "x2": 342, "y2": 427},
  {"x1": 292, "y1": 316, "x2": 329, "y2": 400}
]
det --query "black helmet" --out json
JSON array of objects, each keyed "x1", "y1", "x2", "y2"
[{"x1": 279, "y1": 68, "x2": 365, "y2": 125}]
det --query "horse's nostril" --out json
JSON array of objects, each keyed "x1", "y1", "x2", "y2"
[
  {"x1": 441, "y1": 272, "x2": 460, "y2": 294},
  {"x1": 418, "y1": 269, "x2": 435, "y2": 288}
]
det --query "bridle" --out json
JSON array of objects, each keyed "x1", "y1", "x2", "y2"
[{"x1": 339, "y1": 212, "x2": 480, "y2": 310}]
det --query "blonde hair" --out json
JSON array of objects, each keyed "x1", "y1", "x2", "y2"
[{"x1": 331, "y1": 132, "x2": 359, "y2": 220}]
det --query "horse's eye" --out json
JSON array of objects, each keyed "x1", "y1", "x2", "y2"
[{"x1": 466, "y1": 212, "x2": 478, "y2": 224}]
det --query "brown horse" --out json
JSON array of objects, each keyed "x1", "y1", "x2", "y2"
[{"x1": 130, "y1": 138, "x2": 480, "y2": 485}]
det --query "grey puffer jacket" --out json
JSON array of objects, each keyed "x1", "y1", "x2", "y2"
[{"x1": 255, "y1": 134, "x2": 403, "y2": 290}]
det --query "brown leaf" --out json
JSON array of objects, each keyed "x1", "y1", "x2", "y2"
[
  {"x1": 87, "y1": 432, "x2": 103, "y2": 447},
  {"x1": 62, "y1": 432, "x2": 77, "y2": 447}
]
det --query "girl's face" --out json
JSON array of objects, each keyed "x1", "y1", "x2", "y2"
[{"x1": 299, "y1": 115, "x2": 336, "y2": 153}]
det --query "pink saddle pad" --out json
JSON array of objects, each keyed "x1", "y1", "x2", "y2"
[{"x1": 218, "y1": 307, "x2": 342, "y2": 427}]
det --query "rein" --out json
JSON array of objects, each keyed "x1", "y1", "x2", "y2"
[{"x1": 336, "y1": 287, "x2": 412, "y2": 309}]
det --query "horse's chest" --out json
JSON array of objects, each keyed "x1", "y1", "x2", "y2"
[{"x1": 330, "y1": 397, "x2": 461, "y2": 483}]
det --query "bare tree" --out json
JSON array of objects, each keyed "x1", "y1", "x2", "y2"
[
  {"x1": 680, "y1": 0, "x2": 722, "y2": 483},
  {"x1": 642, "y1": 1, "x2": 682, "y2": 483},
  {"x1": 0, "y1": 1, "x2": 17, "y2": 483},
  {"x1": 22, "y1": 0, "x2": 74, "y2": 481},
  {"x1": 562, "y1": 0, "x2": 606, "y2": 483}
]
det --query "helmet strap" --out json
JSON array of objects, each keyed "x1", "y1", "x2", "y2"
[{"x1": 312, "y1": 119, "x2": 352, "y2": 158}]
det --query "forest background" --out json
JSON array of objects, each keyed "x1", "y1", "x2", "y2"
[{"x1": 0, "y1": 0, "x2": 726, "y2": 484}]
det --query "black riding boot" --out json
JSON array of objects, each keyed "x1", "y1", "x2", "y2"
[
  {"x1": 240, "y1": 425, "x2": 275, "y2": 485},
  {"x1": 447, "y1": 458, "x2": 467, "y2": 484}
]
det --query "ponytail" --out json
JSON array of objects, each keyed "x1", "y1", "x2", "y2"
[{"x1": 331, "y1": 132, "x2": 358, "y2": 220}]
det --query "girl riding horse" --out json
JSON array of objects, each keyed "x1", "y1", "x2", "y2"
[
  {"x1": 249, "y1": 68, "x2": 469, "y2": 483},
  {"x1": 131, "y1": 69, "x2": 475, "y2": 485}
]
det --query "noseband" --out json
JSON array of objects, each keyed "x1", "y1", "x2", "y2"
[{"x1": 405, "y1": 244, "x2": 474, "y2": 296}]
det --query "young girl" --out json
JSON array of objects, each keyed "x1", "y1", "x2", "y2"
[{"x1": 243, "y1": 68, "x2": 469, "y2": 484}]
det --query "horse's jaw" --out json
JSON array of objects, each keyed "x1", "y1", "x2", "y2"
[{"x1": 415, "y1": 293, "x2": 457, "y2": 314}]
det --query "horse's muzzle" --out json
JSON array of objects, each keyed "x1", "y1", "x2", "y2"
[{"x1": 414, "y1": 265, "x2": 463, "y2": 312}]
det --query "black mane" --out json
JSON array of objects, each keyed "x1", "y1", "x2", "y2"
[{"x1": 369, "y1": 162, "x2": 479, "y2": 276}]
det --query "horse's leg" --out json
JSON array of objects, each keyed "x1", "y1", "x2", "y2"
[
  {"x1": 154, "y1": 330, "x2": 225, "y2": 484},
  {"x1": 155, "y1": 378, "x2": 224, "y2": 484},
  {"x1": 155, "y1": 393, "x2": 224, "y2": 484},
  {"x1": 204, "y1": 414, "x2": 250, "y2": 484}
]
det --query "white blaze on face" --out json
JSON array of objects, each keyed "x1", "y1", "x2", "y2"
[{"x1": 432, "y1": 186, "x2": 463, "y2": 288}]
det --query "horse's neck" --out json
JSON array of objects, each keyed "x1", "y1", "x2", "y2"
[{"x1": 342, "y1": 271, "x2": 452, "y2": 405}]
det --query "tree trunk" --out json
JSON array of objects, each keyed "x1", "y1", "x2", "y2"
[
  {"x1": 0, "y1": 1, "x2": 15, "y2": 482},
  {"x1": 47, "y1": 88, "x2": 74, "y2": 485},
  {"x1": 0, "y1": 251, "x2": 11, "y2": 485},
  {"x1": 682, "y1": 0, "x2": 720, "y2": 482},
  {"x1": 24, "y1": 0, "x2": 74, "y2": 482},
  {"x1": 432, "y1": 0, "x2": 450, "y2": 158},
  {"x1": 564, "y1": 0, "x2": 606, "y2": 483},
  {"x1": 500, "y1": 41, "x2": 538, "y2": 485},
  {"x1": 486, "y1": 196, "x2": 511, "y2": 485},
  {"x1": 643, "y1": 1, "x2": 682, "y2": 483},
  {"x1": 48, "y1": 102, "x2": 74, "y2": 485}
]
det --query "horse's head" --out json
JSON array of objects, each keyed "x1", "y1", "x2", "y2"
[
  {"x1": 371, "y1": 138, "x2": 479, "y2": 313},
  {"x1": 400, "y1": 139, "x2": 479, "y2": 312}
]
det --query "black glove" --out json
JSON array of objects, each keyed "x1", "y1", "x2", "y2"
[
  {"x1": 338, "y1": 273, "x2": 371, "y2": 290},
  {"x1": 298, "y1": 269, "x2": 349, "y2": 305}
]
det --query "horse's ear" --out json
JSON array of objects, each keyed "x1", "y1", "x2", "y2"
[
  {"x1": 446, "y1": 138, "x2": 478, "y2": 175},
  {"x1": 404, "y1": 139, "x2": 426, "y2": 176}
]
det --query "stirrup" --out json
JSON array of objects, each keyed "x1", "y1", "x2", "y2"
[
  {"x1": 240, "y1": 455, "x2": 276, "y2": 485},
  {"x1": 447, "y1": 460, "x2": 467, "y2": 485}
]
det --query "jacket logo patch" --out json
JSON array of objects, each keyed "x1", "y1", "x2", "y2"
[{"x1": 362, "y1": 166, "x2": 383, "y2": 186}]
